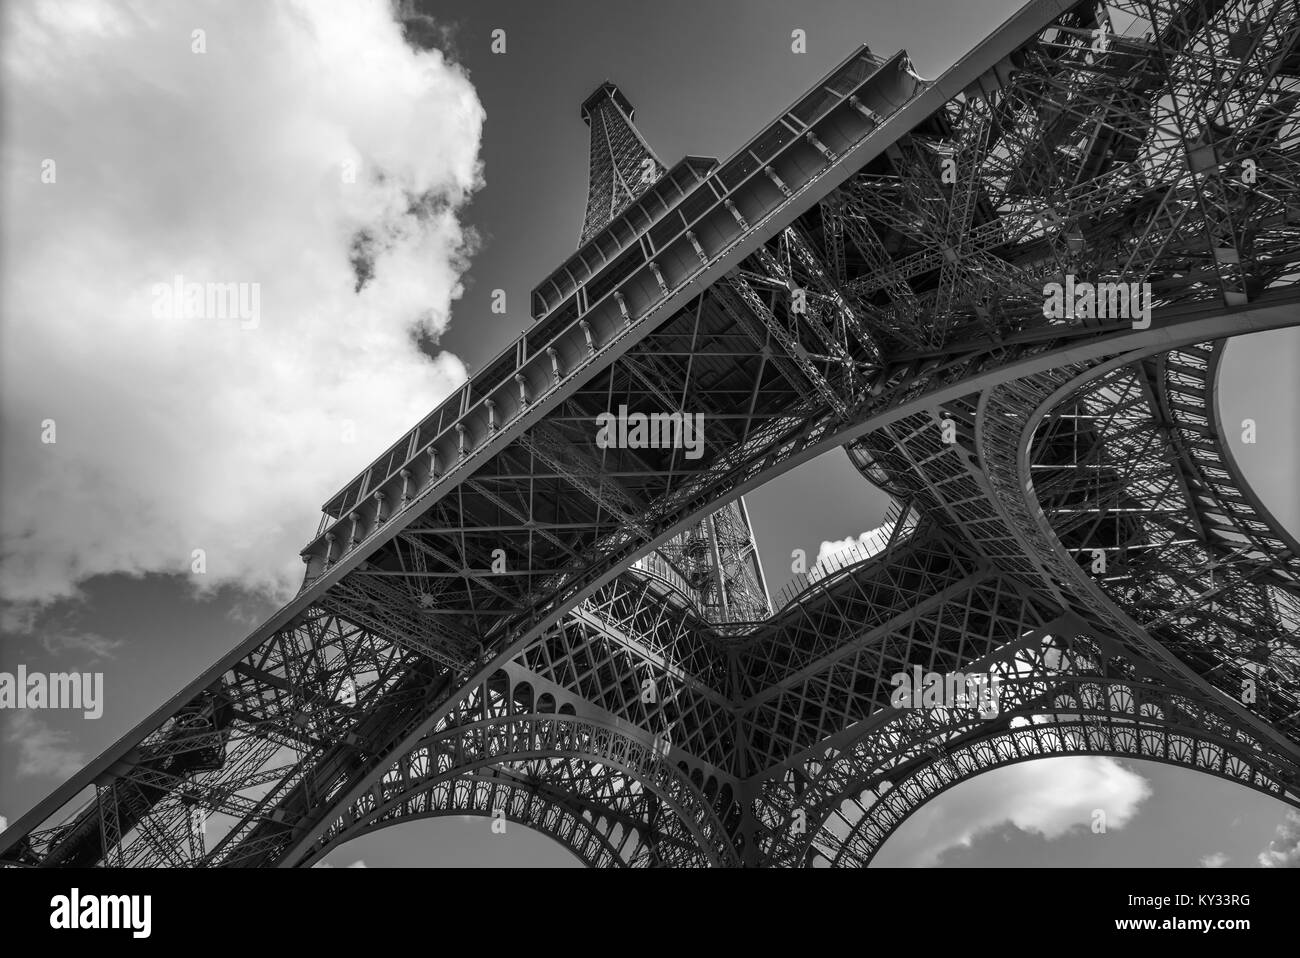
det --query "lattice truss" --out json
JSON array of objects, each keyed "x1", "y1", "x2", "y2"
[
  {"x1": 579, "y1": 83, "x2": 668, "y2": 246},
  {"x1": 306, "y1": 650, "x2": 742, "y2": 869},
  {"x1": 646, "y1": 499, "x2": 771, "y2": 626},
  {"x1": 1034, "y1": 346, "x2": 1300, "y2": 742},
  {"x1": 827, "y1": 0, "x2": 1300, "y2": 354},
  {"x1": 754, "y1": 626, "x2": 1292, "y2": 867},
  {"x1": 4, "y1": 0, "x2": 1299, "y2": 868}
]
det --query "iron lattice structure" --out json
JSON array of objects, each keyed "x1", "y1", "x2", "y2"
[
  {"x1": 579, "y1": 82, "x2": 669, "y2": 247},
  {"x1": 3, "y1": 0, "x2": 1299, "y2": 868}
]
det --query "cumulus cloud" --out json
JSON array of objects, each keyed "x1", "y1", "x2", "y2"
[
  {"x1": 874, "y1": 756, "x2": 1152, "y2": 867},
  {"x1": 1258, "y1": 810, "x2": 1300, "y2": 867},
  {"x1": 3, "y1": 711, "x2": 86, "y2": 780},
  {"x1": 813, "y1": 521, "x2": 894, "y2": 580},
  {"x1": 1200, "y1": 851, "x2": 1229, "y2": 868},
  {"x1": 0, "y1": 0, "x2": 482, "y2": 617}
]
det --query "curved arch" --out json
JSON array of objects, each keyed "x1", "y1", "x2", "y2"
[
  {"x1": 743, "y1": 327, "x2": 1300, "y2": 869},
  {"x1": 302, "y1": 710, "x2": 740, "y2": 868},
  {"x1": 304, "y1": 768, "x2": 636, "y2": 869},
  {"x1": 818, "y1": 719, "x2": 1299, "y2": 868},
  {"x1": 999, "y1": 340, "x2": 1300, "y2": 753},
  {"x1": 265, "y1": 306, "x2": 1300, "y2": 868},
  {"x1": 750, "y1": 625, "x2": 1299, "y2": 867},
  {"x1": 317, "y1": 803, "x2": 591, "y2": 867}
]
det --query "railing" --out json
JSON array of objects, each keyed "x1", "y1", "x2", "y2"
[
  {"x1": 771, "y1": 498, "x2": 919, "y2": 612},
  {"x1": 298, "y1": 42, "x2": 919, "y2": 580}
]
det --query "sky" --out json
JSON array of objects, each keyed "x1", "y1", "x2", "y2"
[{"x1": 2, "y1": 0, "x2": 1298, "y2": 869}]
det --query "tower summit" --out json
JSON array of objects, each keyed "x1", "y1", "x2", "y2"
[{"x1": 578, "y1": 82, "x2": 666, "y2": 246}]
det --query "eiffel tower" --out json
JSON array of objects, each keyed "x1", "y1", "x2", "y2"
[{"x1": 4, "y1": 0, "x2": 1299, "y2": 868}]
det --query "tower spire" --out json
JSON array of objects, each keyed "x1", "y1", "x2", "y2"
[{"x1": 578, "y1": 82, "x2": 665, "y2": 247}]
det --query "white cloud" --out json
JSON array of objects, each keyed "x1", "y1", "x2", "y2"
[
  {"x1": 1258, "y1": 810, "x2": 1300, "y2": 868},
  {"x1": 874, "y1": 756, "x2": 1152, "y2": 866},
  {"x1": 3, "y1": 711, "x2": 86, "y2": 780},
  {"x1": 0, "y1": 0, "x2": 481, "y2": 616},
  {"x1": 1200, "y1": 851, "x2": 1229, "y2": 868},
  {"x1": 814, "y1": 521, "x2": 893, "y2": 579}
]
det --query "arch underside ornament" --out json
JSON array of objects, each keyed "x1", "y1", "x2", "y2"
[
  {"x1": 754, "y1": 627, "x2": 1296, "y2": 867},
  {"x1": 304, "y1": 665, "x2": 740, "y2": 868},
  {"x1": 755, "y1": 333, "x2": 1300, "y2": 868},
  {"x1": 5, "y1": 0, "x2": 1300, "y2": 869},
  {"x1": 312, "y1": 320, "x2": 1300, "y2": 865}
]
